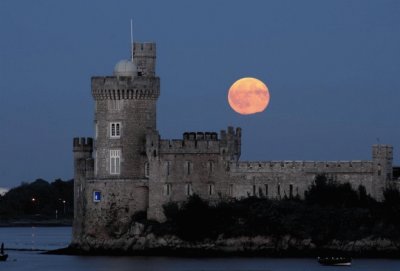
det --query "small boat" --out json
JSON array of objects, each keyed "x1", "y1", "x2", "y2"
[
  {"x1": 0, "y1": 254, "x2": 8, "y2": 262},
  {"x1": 0, "y1": 243, "x2": 8, "y2": 262},
  {"x1": 318, "y1": 256, "x2": 352, "y2": 266}
]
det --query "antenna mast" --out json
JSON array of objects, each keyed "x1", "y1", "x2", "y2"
[{"x1": 130, "y1": 19, "x2": 134, "y2": 62}]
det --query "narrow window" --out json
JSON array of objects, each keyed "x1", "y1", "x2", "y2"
[
  {"x1": 209, "y1": 184, "x2": 215, "y2": 195},
  {"x1": 289, "y1": 184, "x2": 293, "y2": 198},
  {"x1": 144, "y1": 162, "x2": 150, "y2": 177},
  {"x1": 185, "y1": 161, "x2": 192, "y2": 175},
  {"x1": 166, "y1": 161, "x2": 170, "y2": 176},
  {"x1": 265, "y1": 184, "x2": 268, "y2": 198},
  {"x1": 229, "y1": 184, "x2": 234, "y2": 197},
  {"x1": 208, "y1": 161, "x2": 214, "y2": 175},
  {"x1": 110, "y1": 122, "x2": 121, "y2": 138},
  {"x1": 93, "y1": 191, "x2": 101, "y2": 202},
  {"x1": 186, "y1": 183, "x2": 193, "y2": 196},
  {"x1": 277, "y1": 184, "x2": 281, "y2": 197},
  {"x1": 110, "y1": 150, "x2": 121, "y2": 175},
  {"x1": 253, "y1": 185, "x2": 256, "y2": 196},
  {"x1": 164, "y1": 183, "x2": 172, "y2": 196}
]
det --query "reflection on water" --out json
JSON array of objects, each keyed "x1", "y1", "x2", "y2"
[
  {"x1": 0, "y1": 226, "x2": 71, "y2": 250},
  {"x1": 0, "y1": 227, "x2": 400, "y2": 271}
]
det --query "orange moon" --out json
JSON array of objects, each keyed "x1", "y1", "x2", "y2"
[{"x1": 228, "y1": 77, "x2": 270, "y2": 115}]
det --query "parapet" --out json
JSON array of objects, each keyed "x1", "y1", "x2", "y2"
[
  {"x1": 372, "y1": 144, "x2": 393, "y2": 160},
  {"x1": 73, "y1": 137, "x2": 93, "y2": 153},
  {"x1": 91, "y1": 76, "x2": 160, "y2": 100},
  {"x1": 158, "y1": 127, "x2": 241, "y2": 158},
  {"x1": 183, "y1": 132, "x2": 218, "y2": 141},
  {"x1": 133, "y1": 42, "x2": 156, "y2": 57},
  {"x1": 231, "y1": 160, "x2": 374, "y2": 174},
  {"x1": 133, "y1": 42, "x2": 156, "y2": 77}
]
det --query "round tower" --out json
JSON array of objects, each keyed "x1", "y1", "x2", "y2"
[{"x1": 92, "y1": 42, "x2": 160, "y2": 180}]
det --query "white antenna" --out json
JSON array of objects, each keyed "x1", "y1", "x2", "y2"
[{"x1": 130, "y1": 19, "x2": 134, "y2": 62}]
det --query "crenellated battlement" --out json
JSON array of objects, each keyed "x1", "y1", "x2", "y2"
[
  {"x1": 133, "y1": 42, "x2": 156, "y2": 77},
  {"x1": 231, "y1": 160, "x2": 374, "y2": 174},
  {"x1": 91, "y1": 76, "x2": 160, "y2": 100},
  {"x1": 73, "y1": 137, "x2": 93, "y2": 153},
  {"x1": 156, "y1": 127, "x2": 241, "y2": 157}
]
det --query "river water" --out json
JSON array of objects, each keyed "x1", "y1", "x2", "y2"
[{"x1": 0, "y1": 227, "x2": 400, "y2": 271}]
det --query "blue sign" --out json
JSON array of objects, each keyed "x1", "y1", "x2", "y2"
[{"x1": 93, "y1": 191, "x2": 101, "y2": 202}]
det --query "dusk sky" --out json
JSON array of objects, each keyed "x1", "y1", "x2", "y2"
[{"x1": 0, "y1": 0, "x2": 399, "y2": 189}]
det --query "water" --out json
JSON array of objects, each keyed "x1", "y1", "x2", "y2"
[{"x1": 1, "y1": 227, "x2": 400, "y2": 271}]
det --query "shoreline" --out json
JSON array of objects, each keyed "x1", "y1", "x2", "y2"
[
  {"x1": 45, "y1": 243, "x2": 400, "y2": 259},
  {"x1": 0, "y1": 219, "x2": 72, "y2": 227},
  {"x1": 45, "y1": 246, "x2": 400, "y2": 259}
]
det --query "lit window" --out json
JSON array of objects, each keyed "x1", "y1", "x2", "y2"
[
  {"x1": 110, "y1": 122, "x2": 121, "y2": 138},
  {"x1": 93, "y1": 191, "x2": 101, "y2": 202},
  {"x1": 110, "y1": 149, "x2": 121, "y2": 175}
]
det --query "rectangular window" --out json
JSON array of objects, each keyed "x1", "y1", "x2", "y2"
[
  {"x1": 166, "y1": 161, "x2": 171, "y2": 176},
  {"x1": 144, "y1": 162, "x2": 150, "y2": 178},
  {"x1": 185, "y1": 161, "x2": 192, "y2": 175},
  {"x1": 93, "y1": 191, "x2": 101, "y2": 202},
  {"x1": 229, "y1": 184, "x2": 234, "y2": 197},
  {"x1": 265, "y1": 184, "x2": 268, "y2": 198},
  {"x1": 208, "y1": 161, "x2": 214, "y2": 175},
  {"x1": 110, "y1": 149, "x2": 121, "y2": 175},
  {"x1": 164, "y1": 183, "x2": 172, "y2": 196},
  {"x1": 277, "y1": 184, "x2": 281, "y2": 197},
  {"x1": 253, "y1": 185, "x2": 256, "y2": 196},
  {"x1": 289, "y1": 184, "x2": 293, "y2": 198},
  {"x1": 110, "y1": 122, "x2": 121, "y2": 138},
  {"x1": 209, "y1": 184, "x2": 215, "y2": 195},
  {"x1": 185, "y1": 183, "x2": 193, "y2": 196}
]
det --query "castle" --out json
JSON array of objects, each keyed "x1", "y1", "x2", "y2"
[{"x1": 72, "y1": 41, "x2": 398, "y2": 246}]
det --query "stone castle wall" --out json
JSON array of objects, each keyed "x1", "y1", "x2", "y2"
[{"x1": 72, "y1": 40, "x2": 396, "y2": 247}]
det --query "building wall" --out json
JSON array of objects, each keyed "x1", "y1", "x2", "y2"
[{"x1": 72, "y1": 41, "x2": 397, "y2": 246}]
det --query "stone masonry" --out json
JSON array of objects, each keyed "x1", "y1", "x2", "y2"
[{"x1": 72, "y1": 41, "x2": 397, "y2": 247}]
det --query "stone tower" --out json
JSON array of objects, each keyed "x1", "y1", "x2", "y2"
[
  {"x1": 72, "y1": 42, "x2": 159, "y2": 247},
  {"x1": 92, "y1": 42, "x2": 159, "y2": 180},
  {"x1": 372, "y1": 144, "x2": 393, "y2": 199},
  {"x1": 72, "y1": 137, "x2": 93, "y2": 244}
]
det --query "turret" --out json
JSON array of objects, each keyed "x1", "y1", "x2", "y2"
[
  {"x1": 72, "y1": 137, "x2": 93, "y2": 244},
  {"x1": 372, "y1": 145, "x2": 393, "y2": 180},
  {"x1": 372, "y1": 144, "x2": 393, "y2": 200},
  {"x1": 132, "y1": 42, "x2": 156, "y2": 77},
  {"x1": 92, "y1": 42, "x2": 159, "y2": 180}
]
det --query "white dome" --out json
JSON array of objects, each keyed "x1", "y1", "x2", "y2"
[{"x1": 113, "y1": 60, "x2": 137, "y2": 77}]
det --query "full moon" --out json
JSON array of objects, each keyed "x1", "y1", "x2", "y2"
[{"x1": 228, "y1": 77, "x2": 270, "y2": 115}]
